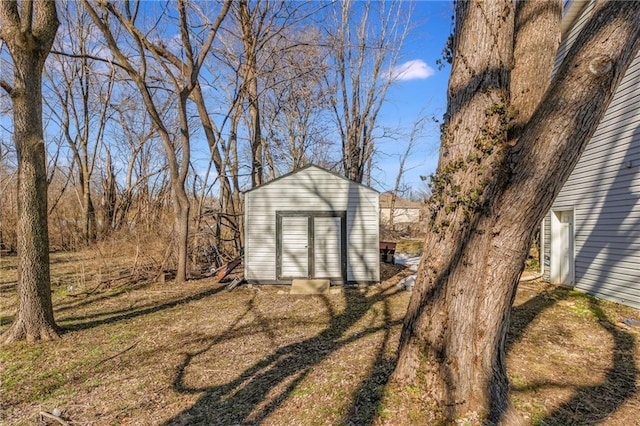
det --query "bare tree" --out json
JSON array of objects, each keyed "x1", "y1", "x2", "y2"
[
  {"x1": 260, "y1": 26, "x2": 334, "y2": 174},
  {"x1": 190, "y1": 81, "x2": 244, "y2": 259},
  {"x1": 81, "y1": 0, "x2": 231, "y2": 282},
  {"x1": 387, "y1": 115, "x2": 425, "y2": 230},
  {"x1": 325, "y1": 0, "x2": 411, "y2": 183},
  {"x1": 188, "y1": 0, "x2": 326, "y2": 257},
  {"x1": 0, "y1": 0, "x2": 60, "y2": 343},
  {"x1": 46, "y1": 0, "x2": 116, "y2": 243},
  {"x1": 385, "y1": 1, "x2": 640, "y2": 423},
  {"x1": 236, "y1": 0, "x2": 264, "y2": 187},
  {"x1": 104, "y1": 90, "x2": 166, "y2": 231},
  {"x1": 215, "y1": 0, "x2": 327, "y2": 184}
]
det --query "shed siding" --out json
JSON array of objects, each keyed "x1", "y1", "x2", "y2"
[
  {"x1": 245, "y1": 166, "x2": 379, "y2": 284},
  {"x1": 543, "y1": 217, "x2": 551, "y2": 282},
  {"x1": 543, "y1": 7, "x2": 640, "y2": 308}
]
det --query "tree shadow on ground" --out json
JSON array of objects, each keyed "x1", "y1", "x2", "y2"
[
  {"x1": 1, "y1": 268, "x2": 166, "y2": 334},
  {"x1": 506, "y1": 284, "x2": 637, "y2": 425},
  {"x1": 163, "y1": 278, "x2": 407, "y2": 426},
  {"x1": 53, "y1": 279, "x2": 153, "y2": 314},
  {"x1": 161, "y1": 274, "x2": 637, "y2": 425},
  {"x1": 506, "y1": 284, "x2": 565, "y2": 352},
  {"x1": 537, "y1": 297, "x2": 637, "y2": 425},
  {"x1": 60, "y1": 285, "x2": 227, "y2": 333}
]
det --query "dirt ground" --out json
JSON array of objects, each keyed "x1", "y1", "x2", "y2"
[{"x1": 1, "y1": 251, "x2": 639, "y2": 425}]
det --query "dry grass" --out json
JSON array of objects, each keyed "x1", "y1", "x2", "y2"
[
  {"x1": 1, "y1": 250, "x2": 639, "y2": 425},
  {"x1": 508, "y1": 282, "x2": 640, "y2": 425},
  {"x1": 394, "y1": 240, "x2": 423, "y2": 256}
]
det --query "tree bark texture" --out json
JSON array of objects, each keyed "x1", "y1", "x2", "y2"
[
  {"x1": 389, "y1": 0, "x2": 640, "y2": 423},
  {"x1": 0, "y1": 0, "x2": 60, "y2": 343}
]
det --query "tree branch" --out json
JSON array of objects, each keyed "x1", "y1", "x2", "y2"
[
  {"x1": 0, "y1": 79, "x2": 13, "y2": 96},
  {"x1": 50, "y1": 50, "x2": 129, "y2": 72},
  {"x1": 20, "y1": 0, "x2": 33, "y2": 35}
]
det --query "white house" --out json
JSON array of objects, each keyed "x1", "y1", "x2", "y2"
[
  {"x1": 542, "y1": 0, "x2": 640, "y2": 309},
  {"x1": 244, "y1": 164, "x2": 380, "y2": 285},
  {"x1": 379, "y1": 192, "x2": 423, "y2": 226}
]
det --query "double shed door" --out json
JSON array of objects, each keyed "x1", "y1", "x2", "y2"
[{"x1": 277, "y1": 211, "x2": 347, "y2": 282}]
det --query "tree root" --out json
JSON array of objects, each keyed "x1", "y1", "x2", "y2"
[{"x1": 0, "y1": 320, "x2": 60, "y2": 344}]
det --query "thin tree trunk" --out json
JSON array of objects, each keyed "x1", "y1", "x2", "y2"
[
  {"x1": 102, "y1": 150, "x2": 118, "y2": 231},
  {"x1": 173, "y1": 182, "x2": 190, "y2": 282},
  {"x1": 81, "y1": 164, "x2": 96, "y2": 243},
  {"x1": 238, "y1": 0, "x2": 264, "y2": 187},
  {"x1": 173, "y1": 92, "x2": 192, "y2": 283}
]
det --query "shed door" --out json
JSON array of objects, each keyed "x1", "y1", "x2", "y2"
[
  {"x1": 314, "y1": 217, "x2": 342, "y2": 278},
  {"x1": 277, "y1": 211, "x2": 347, "y2": 282},
  {"x1": 280, "y1": 216, "x2": 309, "y2": 278}
]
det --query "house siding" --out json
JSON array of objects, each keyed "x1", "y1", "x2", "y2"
[
  {"x1": 544, "y1": 2, "x2": 640, "y2": 308},
  {"x1": 554, "y1": 0, "x2": 597, "y2": 71},
  {"x1": 380, "y1": 208, "x2": 421, "y2": 225},
  {"x1": 244, "y1": 165, "x2": 380, "y2": 285}
]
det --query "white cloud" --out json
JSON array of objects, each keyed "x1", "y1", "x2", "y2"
[{"x1": 387, "y1": 59, "x2": 435, "y2": 82}]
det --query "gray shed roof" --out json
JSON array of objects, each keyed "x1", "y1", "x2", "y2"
[{"x1": 243, "y1": 164, "x2": 379, "y2": 195}]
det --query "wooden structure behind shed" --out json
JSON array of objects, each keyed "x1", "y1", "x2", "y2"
[{"x1": 244, "y1": 165, "x2": 380, "y2": 285}]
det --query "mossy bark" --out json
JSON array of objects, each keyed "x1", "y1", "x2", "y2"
[{"x1": 387, "y1": 1, "x2": 640, "y2": 424}]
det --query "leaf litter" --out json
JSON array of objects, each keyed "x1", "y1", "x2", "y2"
[{"x1": 1, "y1": 252, "x2": 639, "y2": 425}]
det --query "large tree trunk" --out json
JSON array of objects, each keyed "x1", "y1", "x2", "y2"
[
  {"x1": 387, "y1": 0, "x2": 640, "y2": 423},
  {"x1": 0, "y1": 0, "x2": 60, "y2": 343}
]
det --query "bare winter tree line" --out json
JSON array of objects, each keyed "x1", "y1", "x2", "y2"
[
  {"x1": 3, "y1": 1, "x2": 640, "y2": 422},
  {"x1": 0, "y1": 0, "x2": 414, "y2": 277}
]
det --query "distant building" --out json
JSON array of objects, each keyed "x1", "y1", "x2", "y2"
[{"x1": 379, "y1": 192, "x2": 423, "y2": 226}]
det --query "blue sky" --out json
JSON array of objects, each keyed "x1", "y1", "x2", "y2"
[
  {"x1": 1, "y1": 0, "x2": 453, "y2": 198},
  {"x1": 372, "y1": 1, "x2": 453, "y2": 196}
]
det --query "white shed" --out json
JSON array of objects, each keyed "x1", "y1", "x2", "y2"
[{"x1": 244, "y1": 164, "x2": 380, "y2": 285}]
